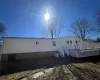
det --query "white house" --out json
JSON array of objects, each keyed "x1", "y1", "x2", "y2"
[{"x1": 0, "y1": 36, "x2": 100, "y2": 61}]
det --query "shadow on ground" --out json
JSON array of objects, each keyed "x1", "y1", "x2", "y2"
[{"x1": 1, "y1": 55, "x2": 100, "y2": 76}]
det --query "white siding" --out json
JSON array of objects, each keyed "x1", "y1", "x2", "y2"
[
  {"x1": 2, "y1": 38, "x2": 57, "y2": 54},
  {"x1": 2, "y1": 36, "x2": 100, "y2": 58},
  {"x1": 2, "y1": 37, "x2": 80, "y2": 55}
]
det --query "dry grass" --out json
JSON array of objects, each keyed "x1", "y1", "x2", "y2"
[
  {"x1": 0, "y1": 69, "x2": 43, "y2": 80},
  {"x1": 1, "y1": 62, "x2": 100, "y2": 80}
]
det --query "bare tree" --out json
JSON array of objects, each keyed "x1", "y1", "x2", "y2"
[
  {"x1": 0, "y1": 23, "x2": 6, "y2": 36},
  {"x1": 70, "y1": 18, "x2": 91, "y2": 39},
  {"x1": 45, "y1": 18, "x2": 64, "y2": 38},
  {"x1": 93, "y1": 11, "x2": 100, "y2": 33}
]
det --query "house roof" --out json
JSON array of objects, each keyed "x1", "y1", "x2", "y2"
[
  {"x1": 2, "y1": 37, "x2": 56, "y2": 39},
  {"x1": 2, "y1": 36, "x2": 78, "y2": 39}
]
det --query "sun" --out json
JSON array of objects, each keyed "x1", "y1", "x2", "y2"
[{"x1": 45, "y1": 12, "x2": 49, "y2": 21}]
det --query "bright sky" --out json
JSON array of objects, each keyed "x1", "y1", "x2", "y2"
[{"x1": 0, "y1": 0, "x2": 100, "y2": 38}]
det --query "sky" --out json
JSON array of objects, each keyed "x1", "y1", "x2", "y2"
[{"x1": 0, "y1": 0, "x2": 100, "y2": 38}]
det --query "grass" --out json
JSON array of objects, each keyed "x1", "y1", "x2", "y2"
[
  {"x1": 36, "y1": 63, "x2": 100, "y2": 80},
  {"x1": 1, "y1": 62, "x2": 100, "y2": 80},
  {"x1": 0, "y1": 69, "x2": 43, "y2": 80}
]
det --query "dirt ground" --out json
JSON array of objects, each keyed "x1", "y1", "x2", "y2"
[
  {"x1": 1, "y1": 62, "x2": 100, "y2": 80},
  {"x1": 34, "y1": 63, "x2": 100, "y2": 80},
  {"x1": 1, "y1": 56, "x2": 100, "y2": 80}
]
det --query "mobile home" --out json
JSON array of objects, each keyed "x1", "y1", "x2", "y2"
[{"x1": 0, "y1": 36, "x2": 100, "y2": 61}]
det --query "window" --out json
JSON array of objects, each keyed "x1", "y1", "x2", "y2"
[
  {"x1": 70, "y1": 41, "x2": 72, "y2": 44},
  {"x1": 36, "y1": 41, "x2": 39, "y2": 45},
  {"x1": 66, "y1": 41, "x2": 69, "y2": 44},
  {"x1": 52, "y1": 41, "x2": 56, "y2": 46}
]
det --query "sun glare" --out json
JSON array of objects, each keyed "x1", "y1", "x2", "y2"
[{"x1": 45, "y1": 12, "x2": 49, "y2": 21}]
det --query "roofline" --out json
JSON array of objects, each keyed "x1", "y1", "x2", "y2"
[
  {"x1": 2, "y1": 36, "x2": 78, "y2": 39},
  {"x1": 2, "y1": 37, "x2": 56, "y2": 39}
]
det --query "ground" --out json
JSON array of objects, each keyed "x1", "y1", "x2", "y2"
[{"x1": 1, "y1": 56, "x2": 100, "y2": 80}]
